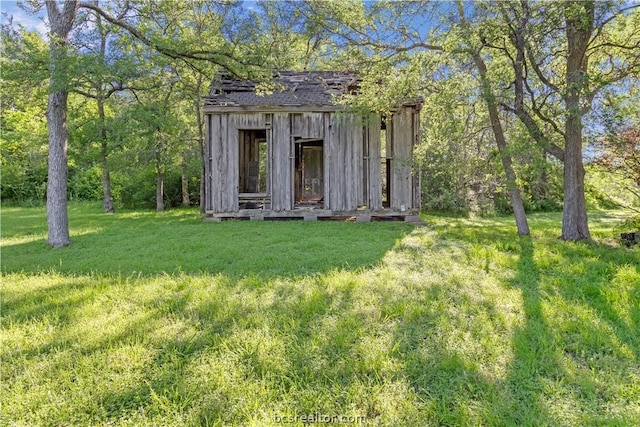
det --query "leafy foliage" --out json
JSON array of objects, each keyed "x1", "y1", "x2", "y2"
[
  {"x1": 596, "y1": 128, "x2": 640, "y2": 200},
  {"x1": 1, "y1": 1, "x2": 638, "y2": 224}
]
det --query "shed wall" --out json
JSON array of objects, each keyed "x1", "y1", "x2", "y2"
[{"x1": 205, "y1": 106, "x2": 418, "y2": 215}]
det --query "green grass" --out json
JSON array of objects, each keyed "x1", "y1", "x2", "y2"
[
  {"x1": 1, "y1": 203, "x2": 413, "y2": 277},
  {"x1": 2, "y1": 203, "x2": 639, "y2": 426}
]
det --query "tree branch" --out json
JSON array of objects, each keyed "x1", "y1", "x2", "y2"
[{"x1": 78, "y1": 2, "x2": 251, "y2": 78}]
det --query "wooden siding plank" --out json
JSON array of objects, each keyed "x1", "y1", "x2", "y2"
[
  {"x1": 292, "y1": 112, "x2": 324, "y2": 138},
  {"x1": 346, "y1": 115, "x2": 363, "y2": 210},
  {"x1": 210, "y1": 114, "x2": 222, "y2": 212},
  {"x1": 390, "y1": 108, "x2": 413, "y2": 210},
  {"x1": 340, "y1": 116, "x2": 349, "y2": 211},
  {"x1": 412, "y1": 109, "x2": 421, "y2": 210},
  {"x1": 238, "y1": 123, "x2": 246, "y2": 192},
  {"x1": 323, "y1": 112, "x2": 333, "y2": 210},
  {"x1": 325, "y1": 113, "x2": 336, "y2": 210},
  {"x1": 233, "y1": 113, "x2": 265, "y2": 129},
  {"x1": 401, "y1": 108, "x2": 413, "y2": 209},
  {"x1": 292, "y1": 114, "x2": 303, "y2": 137},
  {"x1": 362, "y1": 120, "x2": 369, "y2": 208},
  {"x1": 271, "y1": 113, "x2": 292, "y2": 210},
  {"x1": 346, "y1": 115, "x2": 354, "y2": 209},
  {"x1": 266, "y1": 113, "x2": 273, "y2": 198},
  {"x1": 346, "y1": 115, "x2": 356, "y2": 210},
  {"x1": 219, "y1": 114, "x2": 229, "y2": 211},
  {"x1": 347, "y1": 115, "x2": 356, "y2": 210},
  {"x1": 337, "y1": 114, "x2": 348, "y2": 211},
  {"x1": 307, "y1": 113, "x2": 324, "y2": 139},
  {"x1": 386, "y1": 115, "x2": 394, "y2": 160},
  {"x1": 367, "y1": 114, "x2": 383, "y2": 210},
  {"x1": 204, "y1": 114, "x2": 212, "y2": 212},
  {"x1": 227, "y1": 114, "x2": 239, "y2": 211},
  {"x1": 334, "y1": 114, "x2": 343, "y2": 211},
  {"x1": 355, "y1": 118, "x2": 364, "y2": 207},
  {"x1": 390, "y1": 110, "x2": 400, "y2": 210}
]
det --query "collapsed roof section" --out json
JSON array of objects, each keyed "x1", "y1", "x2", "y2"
[{"x1": 204, "y1": 71, "x2": 361, "y2": 107}]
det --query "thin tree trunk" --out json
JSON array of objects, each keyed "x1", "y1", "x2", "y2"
[
  {"x1": 100, "y1": 140, "x2": 115, "y2": 213},
  {"x1": 156, "y1": 148, "x2": 164, "y2": 212},
  {"x1": 538, "y1": 149, "x2": 548, "y2": 201},
  {"x1": 458, "y1": 1, "x2": 530, "y2": 236},
  {"x1": 181, "y1": 153, "x2": 190, "y2": 207},
  {"x1": 95, "y1": 6, "x2": 114, "y2": 213},
  {"x1": 45, "y1": 0, "x2": 77, "y2": 248},
  {"x1": 488, "y1": 102, "x2": 530, "y2": 236},
  {"x1": 476, "y1": 56, "x2": 530, "y2": 236},
  {"x1": 98, "y1": 97, "x2": 115, "y2": 213}
]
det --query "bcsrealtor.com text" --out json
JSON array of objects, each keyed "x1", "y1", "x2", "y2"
[{"x1": 273, "y1": 413, "x2": 365, "y2": 424}]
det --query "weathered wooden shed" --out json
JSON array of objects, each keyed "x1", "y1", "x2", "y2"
[{"x1": 203, "y1": 71, "x2": 422, "y2": 221}]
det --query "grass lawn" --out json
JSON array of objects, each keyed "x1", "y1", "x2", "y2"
[{"x1": 1, "y1": 203, "x2": 639, "y2": 426}]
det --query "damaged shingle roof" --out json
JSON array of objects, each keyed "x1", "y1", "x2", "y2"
[{"x1": 204, "y1": 71, "x2": 361, "y2": 107}]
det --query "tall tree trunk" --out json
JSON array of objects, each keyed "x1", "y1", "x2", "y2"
[
  {"x1": 459, "y1": 1, "x2": 530, "y2": 236},
  {"x1": 562, "y1": 117, "x2": 589, "y2": 240},
  {"x1": 476, "y1": 55, "x2": 530, "y2": 236},
  {"x1": 98, "y1": 97, "x2": 115, "y2": 213},
  {"x1": 45, "y1": 1, "x2": 77, "y2": 248},
  {"x1": 488, "y1": 105, "x2": 530, "y2": 236},
  {"x1": 46, "y1": 90, "x2": 71, "y2": 247},
  {"x1": 95, "y1": 5, "x2": 114, "y2": 214},
  {"x1": 181, "y1": 153, "x2": 190, "y2": 207},
  {"x1": 561, "y1": 1, "x2": 593, "y2": 241}
]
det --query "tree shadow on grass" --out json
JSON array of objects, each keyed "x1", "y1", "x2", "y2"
[
  {"x1": 495, "y1": 237, "x2": 560, "y2": 425},
  {"x1": 88, "y1": 275, "x2": 364, "y2": 425},
  {"x1": 4, "y1": 257, "x2": 394, "y2": 423},
  {"x1": 387, "y1": 222, "x2": 639, "y2": 425},
  {"x1": 431, "y1": 214, "x2": 639, "y2": 362},
  {"x1": 380, "y1": 234, "x2": 558, "y2": 425},
  {"x1": 499, "y1": 238, "x2": 639, "y2": 425},
  {"x1": 399, "y1": 225, "x2": 637, "y2": 425},
  {"x1": 2, "y1": 274, "x2": 263, "y2": 425},
  {"x1": 545, "y1": 241, "x2": 640, "y2": 362}
]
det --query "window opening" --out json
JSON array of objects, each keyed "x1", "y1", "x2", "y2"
[
  {"x1": 381, "y1": 127, "x2": 391, "y2": 208},
  {"x1": 238, "y1": 129, "x2": 268, "y2": 194}
]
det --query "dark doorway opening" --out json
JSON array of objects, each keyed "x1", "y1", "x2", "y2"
[{"x1": 294, "y1": 139, "x2": 324, "y2": 207}]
